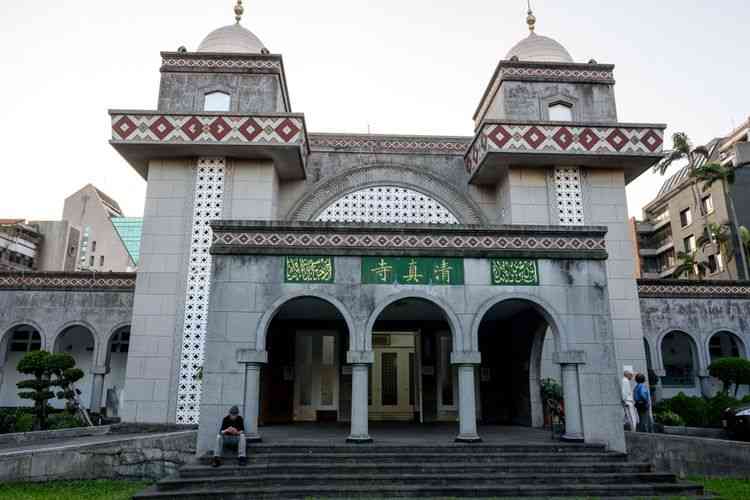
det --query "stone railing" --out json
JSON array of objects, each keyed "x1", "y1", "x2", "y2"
[
  {"x1": 210, "y1": 220, "x2": 609, "y2": 260},
  {"x1": 465, "y1": 121, "x2": 665, "y2": 183},
  {"x1": 0, "y1": 272, "x2": 136, "y2": 291},
  {"x1": 637, "y1": 279, "x2": 750, "y2": 298}
]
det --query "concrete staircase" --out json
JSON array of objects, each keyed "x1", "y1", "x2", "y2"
[{"x1": 134, "y1": 442, "x2": 705, "y2": 499}]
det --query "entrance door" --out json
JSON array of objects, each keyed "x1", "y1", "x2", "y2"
[
  {"x1": 293, "y1": 331, "x2": 339, "y2": 421},
  {"x1": 369, "y1": 332, "x2": 417, "y2": 421}
]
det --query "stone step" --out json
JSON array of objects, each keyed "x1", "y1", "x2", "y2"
[
  {"x1": 133, "y1": 481, "x2": 705, "y2": 499},
  {"x1": 243, "y1": 443, "x2": 607, "y2": 454},
  {"x1": 155, "y1": 472, "x2": 677, "y2": 491},
  {"x1": 198, "y1": 451, "x2": 628, "y2": 465},
  {"x1": 180, "y1": 461, "x2": 654, "y2": 478}
]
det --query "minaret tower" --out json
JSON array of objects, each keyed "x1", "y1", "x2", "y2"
[{"x1": 110, "y1": 1, "x2": 308, "y2": 427}]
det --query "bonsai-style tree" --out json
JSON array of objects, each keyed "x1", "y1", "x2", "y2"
[
  {"x1": 690, "y1": 161, "x2": 750, "y2": 279},
  {"x1": 697, "y1": 223, "x2": 734, "y2": 277},
  {"x1": 708, "y1": 357, "x2": 750, "y2": 397},
  {"x1": 674, "y1": 251, "x2": 707, "y2": 280},
  {"x1": 16, "y1": 351, "x2": 56, "y2": 430},
  {"x1": 48, "y1": 353, "x2": 85, "y2": 411}
]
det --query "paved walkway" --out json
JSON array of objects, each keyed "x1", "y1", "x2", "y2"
[
  {"x1": 0, "y1": 430, "x2": 194, "y2": 456},
  {"x1": 259, "y1": 423, "x2": 555, "y2": 445}
]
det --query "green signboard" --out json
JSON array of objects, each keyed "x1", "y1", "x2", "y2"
[
  {"x1": 285, "y1": 256, "x2": 334, "y2": 283},
  {"x1": 362, "y1": 257, "x2": 464, "y2": 285},
  {"x1": 491, "y1": 259, "x2": 539, "y2": 286}
]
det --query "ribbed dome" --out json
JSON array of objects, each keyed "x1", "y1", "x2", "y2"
[
  {"x1": 198, "y1": 23, "x2": 266, "y2": 54},
  {"x1": 505, "y1": 32, "x2": 573, "y2": 63}
]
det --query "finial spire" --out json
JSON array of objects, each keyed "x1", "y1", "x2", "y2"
[
  {"x1": 234, "y1": 0, "x2": 244, "y2": 24},
  {"x1": 526, "y1": 0, "x2": 536, "y2": 33}
]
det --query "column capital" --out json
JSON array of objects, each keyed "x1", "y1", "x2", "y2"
[
  {"x1": 553, "y1": 351, "x2": 587, "y2": 366},
  {"x1": 91, "y1": 365, "x2": 109, "y2": 375},
  {"x1": 236, "y1": 349, "x2": 268, "y2": 365},
  {"x1": 347, "y1": 351, "x2": 374, "y2": 365},
  {"x1": 451, "y1": 351, "x2": 481, "y2": 366}
]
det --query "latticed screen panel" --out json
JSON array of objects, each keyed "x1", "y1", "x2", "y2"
[
  {"x1": 554, "y1": 167, "x2": 585, "y2": 226},
  {"x1": 176, "y1": 158, "x2": 225, "y2": 425},
  {"x1": 316, "y1": 186, "x2": 459, "y2": 224}
]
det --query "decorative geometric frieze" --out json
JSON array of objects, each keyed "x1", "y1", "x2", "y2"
[
  {"x1": 316, "y1": 186, "x2": 459, "y2": 225},
  {"x1": 637, "y1": 281, "x2": 750, "y2": 299},
  {"x1": 176, "y1": 158, "x2": 226, "y2": 425},
  {"x1": 0, "y1": 272, "x2": 136, "y2": 290},
  {"x1": 554, "y1": 167, "x2": 585, "y2": 226},
  {"x1": 309, "y1": 134, "x2": 470, "y2": 155},
  {"x1": 465, "y1": 122, "x2": 665, "y2": 178},
  {"x1": 491, "y1": 259, "x2": 539, "y2": 286},
  {"x1": 111, "y1": 113, "x2": 305, "y2": 147},
  {"x1": 161, "y1": 56, "x2": 282, "y2": 72},
  {"x1": 211, "y1": 222, "x2": 608, "y2": 260}
]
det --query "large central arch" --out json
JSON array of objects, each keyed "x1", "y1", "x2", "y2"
[{"x1": 286, "y1": 164, "x2": 487, "y2": 225}]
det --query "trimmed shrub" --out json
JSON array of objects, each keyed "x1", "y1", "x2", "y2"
[
  {"x1": 47, "y1": 413, "x2": 83, "y2": 430},
  {"x1": 654, "y1": 410, "x2": 685, "y2": 427},
  {"x1": 706, "y1": 393, "x2": 740, "y2": 428},
  {"x1": 709, "y1": 357, "x2": 750, "y2": 397},
  {"x1": 662, "y1": 392, "x2": 708, "y2": 427}
]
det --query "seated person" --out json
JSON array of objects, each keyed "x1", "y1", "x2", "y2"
[{"x1": 213, "y1": 405, "x2": 247, "y2": 466}]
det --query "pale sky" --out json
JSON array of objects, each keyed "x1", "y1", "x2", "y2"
[{"x1": 0, "y1": 1, "x2": 747, "y2": 221}]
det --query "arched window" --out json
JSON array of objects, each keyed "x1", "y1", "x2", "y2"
[
  {"x1": 109, "y1": 327, "x2": 130, "y2": 354},
  {"x1": 8, "y1": 326, "x2": 41, "y2": 353},
  {"x1": 661, "y1": 331, "x2": 697, "y2": 387},
  {"x1": 316, "y1": 186, "x2": 459, "y2": 225},
  {"x1": 204, "y1": 91, "x2": 231, "y2": 112},
  {"x1": 709, "y1": 331, "x2": 743, "y2": 363},
  {"x1": 548, "y1": 102, "x2": 573, "y2": 121}
]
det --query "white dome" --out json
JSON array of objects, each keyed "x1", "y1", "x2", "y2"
[
  {"x1": 505, "y1": 32, "x2": 573, "y2": 63},
  {"x1": 198, "y1": 23, "x2": 266, "y2": 54}
]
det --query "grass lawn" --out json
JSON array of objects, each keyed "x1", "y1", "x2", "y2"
[
  {"x1": 690, "y1": 476, "x2": 750, "y2": 500},
  {"x1": 0, "y1": 480, "x2": 150, "y2": 500}
]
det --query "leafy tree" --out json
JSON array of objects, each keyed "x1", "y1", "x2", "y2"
[
  {"x1": 697, "y1": 223, "x2": 735, "y2": 277},
  {"x1": 16, "y1": 351, "x2": 56, "y2": 430},
  {"x1": 690, "y1": 161, "x2": 750, "y2": 279},
  {"x1": 709, "y1": 357, "x2": 750, "y2": 398},
  {"x1": 674, "y1": 251, "x2": 707, "y2": 280}
]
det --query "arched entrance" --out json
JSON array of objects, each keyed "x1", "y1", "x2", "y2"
[
  {"x1": 260, "y1": 296, "x2": 351, "y2": 425},
  {"x1": 708, "y1": 331, "x2": 745, "y2": 363},
  {"x1": 366, "y1": 297, "x2": 459, "y2": 424},
  {"x1": 0, "y1": 324, "x2": 43, "y2": 406},
  {"x1": 475, "y1": 298, "x2": 558, "y2": 428},
  {"x1": 660, "y1": 331, "x2": 698, "y2": 388},
  {"x1": 54, "y1": 325, "x2": 96, "y2": 410},
  {"x1": 103, "y1": 326, "x2": 130, "y2": 417}
]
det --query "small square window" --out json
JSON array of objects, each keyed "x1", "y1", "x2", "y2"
[
  {"x1": 548, "y1": 103, "x2": 573, "y2": 121},
  {"x1": 89, "y1": 255, "x2": 95, "y2": 267},
  {"x1": 702, "y1": 195, "x2": 714, "y2": 214}
]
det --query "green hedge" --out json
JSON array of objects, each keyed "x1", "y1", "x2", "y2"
[{"x1": 656, "y1": 392, "x2": 748, "y2": 428}]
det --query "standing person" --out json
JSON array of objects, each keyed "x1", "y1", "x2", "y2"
[
  {"x1": 213, "y1": 405, "x2": 247, "y2": 467},
  {"x1": 621, "y1": 370, "x2": 638, "y2": 431},
  {"x1": 633, "y1": 373, "x2": 653, "y2": 433}
]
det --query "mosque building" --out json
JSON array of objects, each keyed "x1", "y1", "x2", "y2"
[{"x1": 4, "y1": 2, "x2": 748, "y2": 459}]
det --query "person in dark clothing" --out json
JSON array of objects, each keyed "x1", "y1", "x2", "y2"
[
  {"x1": 633, "y1": 373, "x2": 653, "y2": 433},
  {"x1": 213, "y1": 405, "x2": 247, "y2": 467}
]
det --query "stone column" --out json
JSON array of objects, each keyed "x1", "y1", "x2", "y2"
[
  {"x1": 451, "y1": 352, "x2": 482, "y2": 443},
  {"x1": 347, "y1": 351, "x2": 373, "y2": 443},
  {"x1": 89, "y1": 365, "x2": 108, "y2": 413},
  {"x1": 237, "y1": 350, "x2": 268, "y2": 443},
  {"x1": 554, "y1": 351, "x2": 585, "y2": 443}
]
